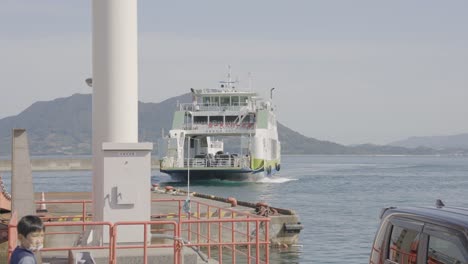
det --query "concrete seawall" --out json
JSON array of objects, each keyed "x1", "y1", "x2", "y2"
[{"x1": 0, "y1": 158, "x2": 160, "y2": 172}]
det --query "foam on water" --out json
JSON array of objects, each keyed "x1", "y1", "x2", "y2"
[{"x1": 257, "y1": 176, "x2": 297, "y2": 183}]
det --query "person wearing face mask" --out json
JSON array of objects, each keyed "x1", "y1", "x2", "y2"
[{"x1": 10, "y1": 215, "x2": 45, "y2": 264}]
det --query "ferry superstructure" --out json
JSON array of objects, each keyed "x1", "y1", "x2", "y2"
[{"x1": 159, "y1": 76, "x2": 281, "y2": 181}]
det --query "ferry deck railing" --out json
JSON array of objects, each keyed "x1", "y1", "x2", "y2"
[
  {"x1": 184, "y1": 156, "x2": 250, "y2": 168},
  {"x1": 179, "y1": 103, "x2": 251, "y2": 112},
  {"x1": 7, "y1": 198, "x2": 270, "y2": 264},
  {"x1": 162, "y1": 156, "x2": 251, "y2": 170},
  {"x1": 182, "y1": 122, "x2": 255, "y2": 134}
]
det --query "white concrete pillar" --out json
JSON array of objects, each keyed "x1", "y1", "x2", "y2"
[
  {"x1": 92, "y1": 0, "x2": 138, "y2": 143},
  {"x1": 92, "y1": 0, "x2": 152, "y2": 243}
]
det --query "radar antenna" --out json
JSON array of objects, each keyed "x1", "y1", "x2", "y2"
[
  {"x1": 227, "y1": 65, "x2": 232, "y2": 89},
  {"x1": 219, "y1": 65, "x2": 237, "y2": 89}
]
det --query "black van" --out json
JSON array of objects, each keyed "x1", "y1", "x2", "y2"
[{"x1": 370, "y1": 200, "x2": 468, "y2": 264}]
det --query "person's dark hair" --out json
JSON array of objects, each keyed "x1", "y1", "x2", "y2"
[{"x1": 17, "y1": 215, "x2": 45, "y2": 237}]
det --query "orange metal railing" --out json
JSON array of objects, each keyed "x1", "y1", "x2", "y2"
[
  {"x1": 7, "y1": 198, "x2": 270, "y2": 264},
  {"x1": 179, "y1": 218, "x2": 270, "y2": 264},
  {"x1": 35, "y1": 199, "x2": 92, "y2": 231},
  {"x1": 152, "y1": 198, "x2": 270, "y2": 264},
  {"x1": 8, "y1": 220, "x2": 113, "y2": 264},
  {"x1": 112, "y1": 221, "x2": 179, "y2": 264}
]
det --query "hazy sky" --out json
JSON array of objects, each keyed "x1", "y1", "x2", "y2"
[{"x1": 1, "y1": 1, "x2": 467, "y2": 145}]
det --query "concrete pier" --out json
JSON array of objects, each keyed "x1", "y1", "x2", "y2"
[
  {"x1": 35, "y1": 190, "x2": 301, "y2": 244},
  {"x1": 21, "y1": 189, "x2": 301, "y2": 263}
]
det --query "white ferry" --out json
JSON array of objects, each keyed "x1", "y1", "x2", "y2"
[{"x1": 159, "y1": 73, "x2": 281, "y2": 181}]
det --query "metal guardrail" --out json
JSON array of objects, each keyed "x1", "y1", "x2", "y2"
[
  {"x1": 8, "y1": 214, "x2": 113, "y2": 264},
  {"x1": 152, "y1": 199, "x2": 270, "y2": 264},
  {"x1": 8, "y1": 198, "x2": 270, "y2": 264}
]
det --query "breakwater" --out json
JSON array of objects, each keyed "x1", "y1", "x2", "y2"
[{"x1": 0, "y1": 157, "x2": 161, "y2": 172}]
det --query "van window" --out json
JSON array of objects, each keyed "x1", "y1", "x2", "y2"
[
  {"x1": 427, "y1": 236, "x2": 465, "y2": 264},
  {"x1": 388, "y1": 225, "x2": 420, "y2": 264},
  {"x1": 370, "y1": 219, "x2": 390, "y2": 264}
]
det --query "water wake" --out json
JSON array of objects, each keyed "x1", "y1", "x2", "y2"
[{"x1": 257, "y1": 177, "x2": 297, "y2": 183}]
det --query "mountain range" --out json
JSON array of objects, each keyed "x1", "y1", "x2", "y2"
[
  {"x1": 0, "y1": 93, "x2": 466, "y2": 156},
  {"x1": 389, "y1": 134, "x2": 468, "y2": 150}
]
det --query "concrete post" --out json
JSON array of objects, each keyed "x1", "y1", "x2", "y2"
[
  {"x1": 11, "y1": 129, "x2": 35, "y2": 219},
  {"x1": 92, "y1": 0, "x2": 152, "y2": 243}
]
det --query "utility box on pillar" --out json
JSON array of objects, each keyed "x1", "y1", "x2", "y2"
[{"x1": 98, "y1": 142, "x2": 153, "y2": 243}]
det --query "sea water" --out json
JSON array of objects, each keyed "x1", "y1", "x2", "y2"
[{"x1": 2, "y1": 155, "x2": 468, "y2": 263}]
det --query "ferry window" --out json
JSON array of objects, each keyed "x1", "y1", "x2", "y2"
[
  {"x1": 209, "y1": 116, "x2": 223, "y2": 123},
  {"x1": 194, "y1": 116, "x2": 207, "y2": 123},
  {"x1": 200, "y1": 138, "x2": 208, "y2": 147},
  {"x1": 225, "y1": 116, "x2": 237, "y2": 123},
  {"x1": 427, "y1": 236, "x2": 466, "y2": 264},
  {"x1": 231, "y1": 96, "x2": 239, "y2": 106},
  {"x1": 212, "y1": 96, "x2": 220, "y2": 106},
  {"x1": 184, "y1": 113, "x2": 192, "y2": 124},
  {"x1": 221, "y1": 96, "x2": 230, "y2": 106},
  {"x1": 388, "y1": 225, "x2": 420, "y2": 264},
  {"x1": 203, "y1": 97, "x2": 210, "y2": 106},
  {"x1": 240, "y1": 96, "x2": 248, "y2": 105},
  {"x1": 245, "y1": 113, "x2": 255, "y2": 123}
]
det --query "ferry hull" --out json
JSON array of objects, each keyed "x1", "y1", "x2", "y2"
[{"x1": 161, "y1": 168, "x2": 266, "y2": 182}]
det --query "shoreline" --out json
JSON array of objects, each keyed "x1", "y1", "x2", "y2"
[
  {"x1": 1, "y1": 154, "x2": 466, "y2": 172},
  {"x1": 0, "y1": 158, "x2": 160, "y2": 172}
]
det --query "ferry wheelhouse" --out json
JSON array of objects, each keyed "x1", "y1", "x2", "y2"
[{"x1": 159, "y1": 78, "x2": 281, "y2": 181}]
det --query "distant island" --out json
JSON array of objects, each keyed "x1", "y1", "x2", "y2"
[{"x1": 0, "y1": 93, "x2": 467, "y2": 156}]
